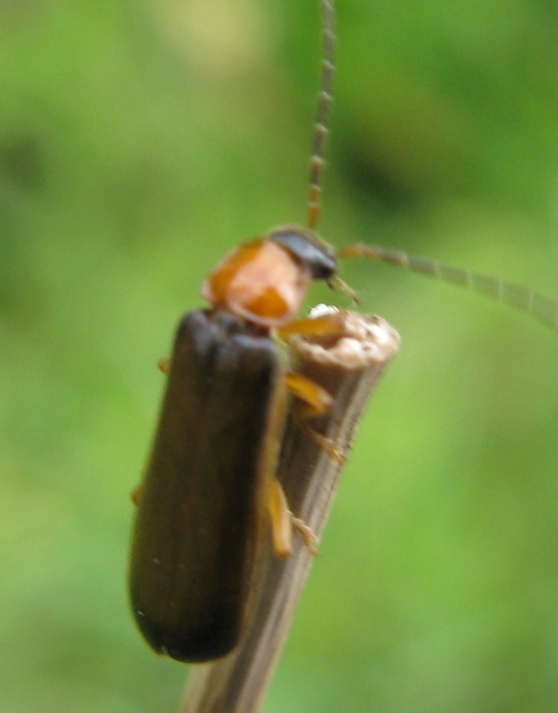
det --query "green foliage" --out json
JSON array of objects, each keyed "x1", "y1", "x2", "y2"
[{"x1": 1, "y1": 0, "x2": 557, "y2": 711}]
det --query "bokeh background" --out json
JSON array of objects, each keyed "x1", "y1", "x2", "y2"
[{"x1": 2, "y1": 0, "x2": 558, "y2": 711}]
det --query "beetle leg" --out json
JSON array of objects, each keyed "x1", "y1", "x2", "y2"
[
  {"x1": 268, "y1": 477, "x2": 292, "y2": 558},
  {"x1": 284, "y1": 372, "x2": 332, "y2": 417},
  {"x1": 284, "y1": 372, "x2": 346, "y2": 463},
  {"x1": 158, "y1": 357, "x2": 171, "y2": 374},
  {"x1": 131, "y1": 484, "x2": 143, "y2": 506},
  {"x1": 268, "y1": 478, "x2": 320, "y2": 558},
  {"x1": 298, "y1": 418, "x2": 346, "y2": 463},
  {"x1": 290, "y1": 514, "x2": 320, "y2": 555},
  {"x1": 278, "y1": 311, "x2": 347, "y2": 338}
]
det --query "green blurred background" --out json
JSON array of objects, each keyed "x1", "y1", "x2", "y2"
[{"x1": 1, "y1": 0, "x2": 558, "y2": 711}]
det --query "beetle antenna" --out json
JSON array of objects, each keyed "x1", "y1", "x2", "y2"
[
  {"x1": 307, "y1": 0, "x2": 336, "y2": 230},
  {"x1": 338, "y1": 244, "x2": 558, "y2": 330}
]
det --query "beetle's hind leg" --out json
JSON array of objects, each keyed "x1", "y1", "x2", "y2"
[{"x1": 269, "y1": 478, "x2": 319, "y2": 558}]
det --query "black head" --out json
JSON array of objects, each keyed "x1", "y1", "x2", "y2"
[{"x1": 269, "y1": 224, "x2": 338, "y2": 281}]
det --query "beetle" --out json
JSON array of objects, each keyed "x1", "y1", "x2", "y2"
[
  {"x1": 128, "y1": 225, "x2": 352, "y2": 663},
  {"x1": 129, "y1": 0, "x2": 558, "y2": 665}
]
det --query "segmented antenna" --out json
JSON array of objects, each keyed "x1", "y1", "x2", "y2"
[
  {"x1": 306, "y1": 2, "x2": 558, "y2": 331},
  {"x1": 307, "y1": 0, "x2": 336, "y2": 229},
  {"x1": 338, "y1": 244, "x2": 558, "y2": 330}
]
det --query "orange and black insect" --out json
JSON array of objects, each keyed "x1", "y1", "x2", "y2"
[
  {"x1": 128, "y1": 225, "x2": 346, "y2": 663},
  {"x1": 129, "y1": 0, "x2": 558, "y2": 665}
]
